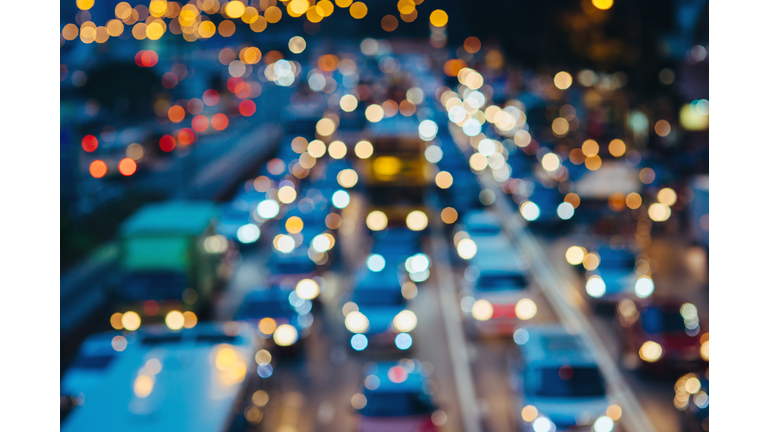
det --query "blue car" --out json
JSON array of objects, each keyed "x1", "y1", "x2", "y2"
[
  {"x1": 234, "y1": 288, "x2": 312, "y2": 351},
  {"x1": 344, "y1": 268, "x2": 416, "y2": 353},
  {"x1": 354, "y1": 360, "x2": 439, "y2": 432},
  {"x1": 584, "y1": 246, "x2": 652, "y2": 306}
]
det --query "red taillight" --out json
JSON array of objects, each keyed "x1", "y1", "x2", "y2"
[
  {"x1": 503, "y1": 303, "x2": 517, "y2": 318},
  {"x1": 491, "y1": 303, "x2": 503, "y2": 319}
]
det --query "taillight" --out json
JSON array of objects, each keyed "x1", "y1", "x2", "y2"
[{"x1": 491, "y1": 303, "x2": 504, "y2": 319}]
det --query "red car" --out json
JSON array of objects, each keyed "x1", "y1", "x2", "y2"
[{"x1": 617, "y1": 299, "x2": 708, "y2": 373}]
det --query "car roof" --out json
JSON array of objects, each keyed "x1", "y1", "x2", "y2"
[
  {"x1": 62, "y1": 324, "x2": 258, "y2": 432},
  {"x1": 463, "y1": 210, "x2": 501, "y2": 228},
  {"x1": 243, "y1": 288, "x2": 291, "y2": 303},
  {"x1": 355, "y1": 268, "x2": 402, "y2": 291},
  {"x1": 120, "y1": 201, "x2": 218, "y2": 236},
  {"x1": 519, "y1": 325, "x2": 597, "y2": 368},
  {"x1": 470, "y1": 251, "x2": 526, "y2": 273}
]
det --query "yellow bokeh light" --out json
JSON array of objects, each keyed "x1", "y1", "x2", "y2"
[
  {"x1": 149, "y1": 0, "x2": 168, "y2": 17},
  {"x1": 639, "y1": 341, "x2": 663, "y2": 362},
  {"x1": 285, "y1": 216, "x2": 304, "y2": 234},
  {"x1": 316, "y1": 118, "x2": 336, "y2": 136},
  {"x1": 122, "y1": 311, "x2": 141, "y2": 331},
  {"x1": 199, "y1": 21, "x2": 216, "y2": 38},
  {"x1": 307, "y1": 140, "x2": 327, "y2": 158},
  {"x1": 349, "y1": 2, "x2": 368, "y2": 19},
  {"x1": 182, "y1": 311, "x2": 198, "y2": 328},
  {"x1": 607, "y1": 405, "x2": 622, "y2": 421},
  {"x1": 146, "y1": 22, "x2": 165, "y2": 40},
  {"x1": 521, "y1": 405, "x2": 538, "y2": 423},
  {"x1": 336, "y1": 0, "x2": 353, "y2": 6},
  {"x1": 106, "y1": 20, "x2": 124, "y2": 37},
  {"x1": 515, "y1": 298, "x2": 537, "y2": 320},
  {"x1": 366, "y1": 211, "x2": 388, "y2": 231},
  {"x1": 552, "y1": 117, "x2": 569, "y2": 136},
  {"x1": 62, "y1": 23, "x2": 79, "y2": 40},
  {"x1": 287, "y1": 0, "x2": 310, "y2": 16},
  {"x1": 77, "y1": 0, "x2": 95, "y2": 10},
  {"x1": 592, "y1": 0, "x2": 614, "y2": 10},
  {"x1": 289, "y1": 36, "x2": 307, "y2": 54},
  {"x1": 405, "y1": 210, "x2": 429, "y2": 231},
  {"x1": 328, "y1": 141, "x2": 347, "y2": 159},
  {"x1": 585, "y1": 155, "x2": 602, "y2": 171},
  {"x1": 608, "y1": 139, "x2": 626, "y2": 157},
  {"x1": 337, "y1": 169, "x2": 359, "y2": 188},
  {"x1": 554, "y1": 71, "x2": 573, "y2": 90},
  {"x1": 259, "y1": 318, "x2": 277, "y2": 335},
  {"x1": 626, "y1": 192, "x2": 642, "y2": 209},
  {"x1": 265, "y1": 6, "x2": 282, "y2": 23},
  {"x1": 583, "y1": 252, "x2": 600, "y2": 271},
  {"x1": 648, "y1": 203, "x2": 671, "y2": 222},
  {"x1": 365, "y1": 104, "x2": 384, "y2": 122},
  {"x1": 317, "y1": 0, "x2": 335, "y2": 16},
  {"x1": 435, "y1": 171, "x2": 453, "y2": 189},
  {"x1": 278, "y1": 186, "x2": 297, "y2": 204},
  {"x1": 340, "y1": 94, "x2": 359, "y2": 112},
  {"x1": 441, "y1": 207, "x2": 458, "y2": 224},
  {"x1": 134, "y1": 374, "x2": 154, "y2": 398},
  {"x1": 110, "y1": 312, "x2": 124, "y2": 330},
  {"x1": 657, "y1": 188, "x2": 677, "y2": 206},
  {"x1": 565, "y1": 246, "x2": 586, "y2": 265},
  {"x1": 582, "y1": 139, "x2": 599, "y2": 156},
  {"x1": 471, "y1": 299, "x2": 493, "y2": 321},
  {"x1": 430, "y1": 9, "x2": 448, "y2": 27},
  {"x1": 541, "y1": 153, "x2": 561, "y2": 172},
  {"x1": 165, "y1": 310, "x2": 185, "y2": 330},
  {"x1": 354, "y1": 140, "x2": 373, "y2": 159},
  {"x1": 226, "y1": 0, "x2": 246, "y2": 18}
]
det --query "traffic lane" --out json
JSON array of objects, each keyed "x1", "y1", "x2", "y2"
[
  {"x1": 448, "y1": 257, "x2": 560, "y2": 432},
  {"x1": 542, "y1": 236, "x2": 682, "y2": 432}
]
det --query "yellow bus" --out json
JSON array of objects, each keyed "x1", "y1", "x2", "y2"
[{"x1": 359, "y1": 116, "x2": 430, "y2": 225}]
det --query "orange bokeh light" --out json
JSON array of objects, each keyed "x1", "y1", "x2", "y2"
[
  {"x1": 119, "y1": 158, "x2": 137, "y2": 176},
  {"x1": 178, "y1": 128, "x2": 196, "y2": 145},
  {"x1": 168, "y1": 105, "x2": 185, "y2": 123},
  {"x1": 211, "y1": 113, "x2": 229, "y2": 130},
  {"x1": 318, "y1": 54, "x2": 339, "y2": 72},
  {"x1": 89, "y1": 160, "x2": 108, "y2": 178}
]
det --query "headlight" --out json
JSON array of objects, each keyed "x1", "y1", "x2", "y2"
[
  {"x1": 393, "y1": 310, "x2": 417, "y2": 332},
  {"x1": 471, "y1": 299, "x2": 493, "y2": 321},
  {"x1": 273, "y1": 324, "x2": 298, "y2": 346},
  {"x1": 634, "y1": 276, "x2": 654, "y2": 298},
  {"x1": 639, "y1": 341, "x2": 663, "y2": 362},
  {"x1": 345, "y1": 311, "x2": 369, "y2": 333},
  {"x1": 594, "y1": 416, "x2": 615, "y2": 432},
  {"x1": 700, "y1": 340, "x2": 709, "y2": 361},
  {"x1": 532, "y1": 416, "x2": 552, "y2": 432},
  {"x1": 586, "y1": 276, "x2": 606, "y2": 298}
]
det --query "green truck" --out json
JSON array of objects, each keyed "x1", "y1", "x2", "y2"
[{"x1": 116, "y1": 201, "x2": 226, "y2": 324}]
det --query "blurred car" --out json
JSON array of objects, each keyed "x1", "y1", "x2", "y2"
[
  {"x1": 266, "y1": 246, "x2": 318, "y2": 287},
  {"x1": 61, "y1": 323, "x2": 260, "y2": 432},
  {"x1": 344, "y1": 268, "x2": 416, "y2": 353},
  {"x1": 523, "y1": 184, "x2": 568, "y2": 226},
  {"x1": 355, "y1": 360, "x2": 440, "y2": 432},
  {"x1": 216, "y1": 202, "x2": 260, "y2": 247},
  {"x1": 457, "y1": 209, "x2": 513, "y2": 253},
  {"x1": 673, "y1": 372, "x2": 709, "y2": 432},
  {"x1": 462, "y1": 252, "x2": 534, "y2": 337},
  {"x1": 234, "y1": 287, "x2": 312, "y2": 353},
  {"x1": 371, "y1": 228, "x2": 422, "y2": 267},
  {"x1": 616, "y1": 299, "x2": 708, "y2": 372},
  {"x1": 511, "y1": 325, "x2": 619, "y2": 432},
  {"x1": 584, "y1": 246, "x2": 651, "y2": 307}
]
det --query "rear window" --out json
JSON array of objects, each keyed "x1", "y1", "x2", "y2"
[
  {"x1": 469, "y1": 225, "x2": 500, "y2": 236},
  {"x1": 360, "y1": 391, "x2": 434, "y2": 417},
  {"x1": 353, "y1": 290, "x2": 404, "y2": 306},
  {"x1": 534, "y1": 366, "x2": 606, "y2": 398},
  {"x1": 142, "y1": 335, "x2": 182, "y2": 346},
  {"x1": 641, "y1": 307, "x2": 686, "y2": 333},
  {"x1": 72, "y1": 354, "x2": 115, "y2": 370},
  {"x1": 238, "y1": 300, "x2": 294, "y2": 319},
  {"x1": 477, "y1": 273, "x2": 526, "y2": 291},
  {"x1": 196, "y1": 334, "x2": 237, "y2": 344}
]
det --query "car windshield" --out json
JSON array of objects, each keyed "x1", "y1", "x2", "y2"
[
  {"x1": 353, "y1": 289, "x2": 404, "y2": 306},
  {"x1": 641, "y1": 307, "x2": 687, "y2": 333},
  {"x1": 477, "y1": 273, "x2": 526, "y2": 291},
  {"x1": 599, "y1": 252, "x2": 635, "y2": 270},
  {"x1": 469, "y1": 225, "x2": 500, "y2": 236},
  {"x1": 359, "y1": 391, "x2": 434, "y2": 417},
  {"x1": 238, "y1": 300, "x2": 293, "y2": 319},
  {"x1": 534, "y1": 366, "x2": 606, "y2": 398},
  {"x1": 269, "y1": 257, "x2": 316, "y2": 275}
]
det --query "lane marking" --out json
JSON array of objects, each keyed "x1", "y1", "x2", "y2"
[{"x1": 429, "y1": 220, "x2": 483, "y2": 432}]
